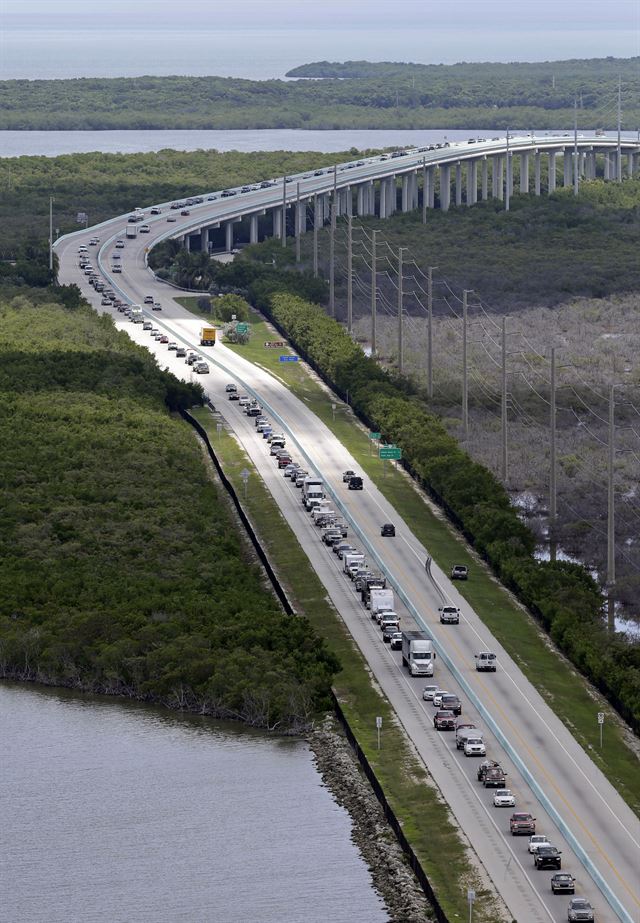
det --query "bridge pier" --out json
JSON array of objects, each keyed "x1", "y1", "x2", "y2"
[
  {"x1": 629, "y1": 151, "x2": 636, "y2": 177},
  {"x1": 455, "y1": 162, "x2": 462, "y2": 206},
  {"x1": 492, "y1": 155, "x2": 503, "y2": 200},
  {"x1": 507, "y1": 153, "x2": 513, "y2": 198},
  {"x1": 467, "y1": 160, "x2": 478, "y2": 205},
  {"x1": 439, "y1": 163, "x2": 451, "y2": 211},
  {"x1": 249, "y1": 214, "x2": 259, "y2": 244},
  {"x1": 424, "y1": 166, "x2": 435, "y2": 208},
  {"x1": 548, "y1": 152, "x2": 557, "y2": 193},
  {"x1": 200, "y1": 227, "x2": 210, "y2": 252},
  {"x1": 563, "y1": 150, "x2": 572, "y2": 187},
  {"x1": 481, "y1": 158, "x2": 488, "y2": 200},
  {"x1": 273, "y1": 208, "x2": 283, "y2": 239},
  {"x1": 520, "y1": 152, "x2": 530, "y2": 193},
  {"x1": 534, "y1": 151, "x2": 541, "y2": 195},
  {"x1": 401, "y1": 174, "x2": 410, "y2": 212}
]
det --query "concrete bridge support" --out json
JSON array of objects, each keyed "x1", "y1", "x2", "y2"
[
  {"x1": 548, "y1": 152, "x2": 557, "y2": 193},
  {"x1": 629, "y1": 151, "x2": 636, "y2": 177},
  {"x1": 380, "y1": 177, "x2": 397, "y2": 217},
  {"x1": 563, "y1": 151, "x2": 572, "y2": 187},
  {"x1": 481, "y1": 158, "x2": 488, "y2": 200},
  {"x1": 439, "y1": 164, "x2": 451, "y2": 211},
  {"x1": 402, "y1": 174, "x2": 410, "y2": 212},
  {"x1": 492, "y1": 155, "x2": 504, "y2": 200},
  {"x1": 604, "y1": 153, "x2": 611, "y2": 180},
  {"x1": 200, "y1": 227, "x2": 210, "y2": 252},
  {"x1": 183, "y1": 234, "x2": 191, "y2": 252},
  {"x1": 273, "y1": 208, "x2": 283, "y2": 239},
  {"x1": 424, "y1": 167, "x2": 435, "y2": 208},
  {"x1": 455, "y1": 162, "x2": 463, "y2": 206},
  {"x1": 507, "y1": 154, "x2": 513, "y2": 198},
  {"x1": 297, "y1": 199, "x2": 307, "y2": 234},
  {"x1": 467, "y1": 160, "x2": 478, "y2": 205},
  {"x1": 534, "y1": 151, "x2": 541, "y2": 195},
  {"x1": 585, "y1": 151, "x2": 597, "y2": 180},
  {"x1": 249, "y1": 214, "x2": 259, "y2": 244},
  {"x1": 224, "y1": 218, "x2": 241, "y2": 252},
  {"x1": 520, "y1": 152, "x2": 530, "y2": 193},
  {"x1": 409, "y1": 171, "x2": 419, "y2": 209}
]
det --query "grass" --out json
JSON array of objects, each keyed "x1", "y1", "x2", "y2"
[
  {"x1": 192, "y1": 404, "x2": 502, "y2": 922},
  {"x1": 223, "y1": 310, "x2": 640, "y2": 816},
  {"x1": 174, "y1": 296, "x2": 221, "y2": 323}
]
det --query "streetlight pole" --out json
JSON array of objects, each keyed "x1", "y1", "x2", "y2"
[
  {"x1": 505, "y1": 128, "x2": 510, "y2": 212},
  {"x1": 49, "y1": 196, "x2": 54, "y2": 272}
]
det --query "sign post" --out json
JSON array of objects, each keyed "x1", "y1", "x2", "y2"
[
  {"x1": 240, "y1": 467, "x2": 250, "y2": 500},
  {"x1": 331, "y1": 402, "x2": 336, "y2": 422},
  {"x1": 216, "y1": 422, "x2": 222, "y2": 442},
  {"x1": 597, "y1": 711, "x2": 605, "y2": 749},
  {"x1": 467, "y1": 889, "x2": 476, "y2": 923},
  {"x1": 376, "y1": 716, "x2": 382, "y2": 750}
]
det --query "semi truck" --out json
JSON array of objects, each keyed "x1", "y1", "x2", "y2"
[
  {"x1": 302, "y1": 477, "x2": 324, "y2": 510},
  {"x1": 401, "y1": 632, "x2": 436, "y2": 677},
  {"x1": 200, "y1": 326, "x2": 216, "y2": 346}
]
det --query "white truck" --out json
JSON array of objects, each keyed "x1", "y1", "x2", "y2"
[
  {"x1": 302, "y1": 477, "x2": 324, "y2": 510},
  {"x1": 343, "y1": 552, "x2": 365, "y2": 577},
  {"x1": 475, "y1": 651, "x2": 497, "y2": 672},
  {"x1": 369, "y1": 587, "x2": 396, "y2": 621},
  {"x1": 125, "y1": 225, "x2": 138, "y2": 239},
  {"x1": 401, "y1": 631, "x2": 436, "y2": 677}
]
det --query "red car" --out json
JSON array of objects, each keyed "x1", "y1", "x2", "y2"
[
  {"x1": 510, "y1": 813, "x2": 536, "y2": 835},
  {"x1": 433, "y1": 710, "x2": 456, "y2": 730},
  {"x1": 159, "y1": 335, "x2": 169, "y2": 344}
]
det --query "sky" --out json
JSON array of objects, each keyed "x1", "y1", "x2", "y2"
[{"x1": 3, "y1": 0, "x2": 640, "y2": 41}]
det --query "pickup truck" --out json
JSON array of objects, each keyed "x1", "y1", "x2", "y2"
[
  {"x1": 439, "y1": 605, "x2": 460, "y2": 624},
  {"x1": 510, "y1": 813, "x2": 536, "y2": 835},
  {"x1": 451, "y1": 564, "x2": 469, "y2": 580},
  {"x1": 477, "y1": 760, "x2": 502, "y2": 782},
  {"x1": 483, "y1": 766, "x2": 507, "y2": 788}
]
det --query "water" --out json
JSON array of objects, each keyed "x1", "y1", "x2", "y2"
[
  {"x1": 1, "y1": 683, "x2": 388, "y2": 923},
  {"x1": 2, "y1": 24, "x2": 636, "y2": 81}
]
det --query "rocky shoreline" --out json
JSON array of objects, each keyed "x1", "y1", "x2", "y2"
[{"x1": 307, "y1": 715, "x2": 437, "y2": 923}]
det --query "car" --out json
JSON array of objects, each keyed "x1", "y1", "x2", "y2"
[
  {"x1": 348, "y1": 476, "x2": 363, "y2": 490},
  {"x1": 100, "y1": 297, "x2": 111, "y2": 305},
  {"x1": 380, "y1": 523, "x2": 396, "y2": 537},
  {"x1": 261, "y1": 426, "x2": 272, "y2": 437},
  {"x1": 185, "y1": 353, "x2": 198, "y2": 364},
  {"x1": 294, "y1": 472, "x2": 308, "y2": 487},
  {"x1": 142, "y1": 322, "x2": 153, "y2": 331},
  {"x1": 535, "y1": 846, "x2": 562, "y2": 870},
  {"x1": 266, "y1": 432, "x2": 284, "y2": 443},
  {"x1": 167, "y1": 216, "x2": 177, "y2": 222},
  {"x1": 111, "y1": 254, "x2": 121, "y2": 261},
  {"x1": 247, "y1": 406, "x2": 262, "y2": 417},
  {"x1": 510, "y1": 813, "x2": 536, "y2": 835},
  {"x1": 238, "y1": 396, "x2": 250, "y2": 407},
  {"x1": 389, "y1": 631, "x2": 403, "y2": 650},
  {"x1": 207, "y1": 194, "x2": 218, "y2": 201},
  {"x1": 152, "y1": 303, "x2": 162, "y2": 311},
  {"x1": 422, "y1": 684, "x2": 439, "y2": 701},
  {"x1": 270, "y1": 444, "x2": 285, "y2": 456},
  {"x1": 159, "y1": 335, "x2": 169, "y2": 344},
  {"x1": 342, "y1": 470, "x2": 357, "y2": 483},
  {"x1": 493, "y1": 789, "x2": 516, "y2": 807},
  {"x1": 176, "y1": 347, "x2": 187, "y2": 357},
  {"x1": 528, "y1": 835, "x2": 551, "y2": 854},
  {"x1": 225, "y1": 384, "x2": 237, "y2": 393},
  {"x1": 194, "y1": 362, "x2": 209, "y2": 374},
  {"x1": 181, "y1": 209, "x2": 190, "y2": 216},
  {"x1": 550, "y1": 873, "x2": 575, "y2": 895},
  {"x1": 322, "y1": 530, "x2": 342, "y2": 546},
  {"x1": 277, "y1": 455, "x2": 292, "y2": 469},
  {"x1": 451, "y1": 564, "x2": 469, "y2": 580},
  {"x1": 139, "y1": 224, "x2": 150, "y2": 233},
  {"x1": 143, "y1": 296, "x2": 154, "y2": 304},
  {"x1": 432, "y1": 690, "x2": 450, "y2": 708},
  {"x1": 567, "y1": 898, "x2": 594, "y2": 921},
  {"x1": 382, "y1": 624, "x2": 399, "y2": 643},
  {"x1": 150, "y1": 207, "x2": 162, "y2": 215},
  {"x1": 439, "y1": 605, "x2": 460, "y2": 624},
  {"x1": 227, "y1": 391, "x2": 239, "y2": 400},
  {"x1": 167, "y1": 342, "x2": 178, "y2": 350},
  {"x1": 256, "y1": 421, "x2": 271, "y2": 432},
  {"x1": 111, "y1": 264, "x2": 122, "y2": 273},
  {"x1": 434, "y1": 710, "x2": 456, "y2": 730},
  {"x1": 333, "y1": 541, "x2": 354, "y2": 557},
  {"x1": 78, "y1": 245, "x2": 88, "y2": 253},
  {"x1": 440, "y1": 694, "x2": 462, "y2": 715},
  {"x1": 221, "y1": 189, "x2": 236, "y2": 197}
]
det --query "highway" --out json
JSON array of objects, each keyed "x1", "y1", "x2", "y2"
[{"x1": 55, "y1": 169, "x2": 640, "y2": 923}]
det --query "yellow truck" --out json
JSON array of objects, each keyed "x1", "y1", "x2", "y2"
[{"x1": 200, "y1": 326, "x2": 216, "y2": 346}]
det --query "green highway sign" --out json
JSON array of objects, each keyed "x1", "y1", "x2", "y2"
[
  {"x1": 369, "y1": 432, "x2": 381, "y2": 440},
  {"x1": 379, "y1": 446, "x2": 402, "y2": 460},
  {"x1": 236, "y1": 323, "x2": 249, "y2": 334}
]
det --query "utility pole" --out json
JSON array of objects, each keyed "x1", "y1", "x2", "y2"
[
  {"x1": 397, "y1": 247, "x2": 406, "y2": 374},
  {"x1": 501, "y1": 316, "x2": 508, "y2": 481},
  {"x1": 422, "y1": 156, "x2": 427, "y2": 225},
  {"x1": 347, "y1": 215, "x2": 353, "y2": 333},
  {"x1": 573, "y1": 99, "x2": 579, "y2": 196},
  {"x1": 607, "y1": 382, "x2": 616, "y2": 629},
  {"x1": 617, "y1": 76, "x2": 622, "y2": 182},
  {"x1": 505, "y1": 128, "x2": 510, "y2": 212},
  {"x1": 462, "y1": 289, "x2": 472, "y2": 440},
  {"x1": 295, "y1": 182, "x2": 301, "y2": 263},
  {"x1": 371, "y1": 230, "x2": 378, "y2": 357},
  {"x1": 427, "y1": 266, "x2": 436, "y2": 399},
  {"x1": 313, "y1": 193, "x2": 319, "y2": 277},
  {"x1": 281, "y1": 176, "x2": 287, "y2": 248},
  {"x1": 329, "y1": 202, "x2": 335, "y2": 316},
  {"x1": 48, "y1": 195, "x2": 54, "y2": 273},
  {"x1": 549, "y1": 347, "x2": 557, "y2": 561}
]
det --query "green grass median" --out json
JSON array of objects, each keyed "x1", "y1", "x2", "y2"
[{"x1": 191, "y1": 405, "x2": 502, "y2": 922}]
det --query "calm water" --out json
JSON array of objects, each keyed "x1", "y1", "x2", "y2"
[
  {"x1": 2, "y1": 26, "x2": 636, "y2": 81},
  {"x1": 1, "y1": 683, "x2": 388, "y2": 923}
]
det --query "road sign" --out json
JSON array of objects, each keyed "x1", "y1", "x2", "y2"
[
  {"x1": 379, "y1": 446, "x2": 402, "y2": 460},
  {"x1": 375, "y1": 716, "x2": 382, "y2": 729},
  {"x1": 369, "y1": 432, "x2": 381, "y2": 440},
  {"x1": 467, "y1": 890, "x2": 476, "y2": 903},
  {"x1": 240, "y1": 468, "x2": 250, "y2": 481},
  {"x1": 76, "y1": 211, "x2": 87, "y2": 224},
  {"x1": 597, "y1": 712, "x2": 605, "y2": 724},
  {"x1": 236, "y1": 323, "x2": 248, "y2": 334},
  {"x1": 279, "y1": 355, "x2": 299, "y2": 362}
]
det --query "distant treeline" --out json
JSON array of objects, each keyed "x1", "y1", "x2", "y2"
[{"x1": 1, "y1": 56, "x2": 637, "y2": 130}]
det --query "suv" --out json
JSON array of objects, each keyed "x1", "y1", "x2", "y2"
[
  {"x1": 389, "y1": 631, "x2": 403, "y2": 650},
  {"x1": 342, "y1": 469, "x2": 357, "y2": 482},
  {"x1": 534, "y1": 846, "x2": 562, "y2": 870},
  {"x1": 225, "y1": 383, "x2": 237, "y2": 393},
  {"x1": 348, "y1": 476, "x2": 363, "y2": 490},
  {"x1": 433, "y1": 710, "x2": 456, "y2": 730},
  {"x1": 550, "y1": 873, "x2": 575, "y2": 894},
  {"x1": 567, "y1": 899, "x2": 594, "y2": 922},
  {"x1": 439, "y1": 605, "x2": 460, "y2": 624},
  {"x1": 143, "y1": 295, "x2": 154, "y2": 304},
  {"x1": 440, "y1": 694, "x2": 462, "y2": 716},
  {"x1": 510, "y1": 813, "x2": 536, "y2": 835},
  {"x1": 451, "y1": 564, "x2": 469, "y2": 580},
  {"x1": 380, "y1": 523, "x2": 395, "y2": 537}
]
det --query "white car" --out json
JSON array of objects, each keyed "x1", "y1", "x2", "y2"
[
  {"x1": 422, "y1": 685, "x2": 439, "y2": 701},
  {"x1": 528, "y1": 835, "x2": 550, "y2": 854},
  {"x1": 493, "y1": 789, "x2": 515, "y2": 807},
  {"x1": 432, "y1": 690, "x2": 450, "y2": 708}
]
